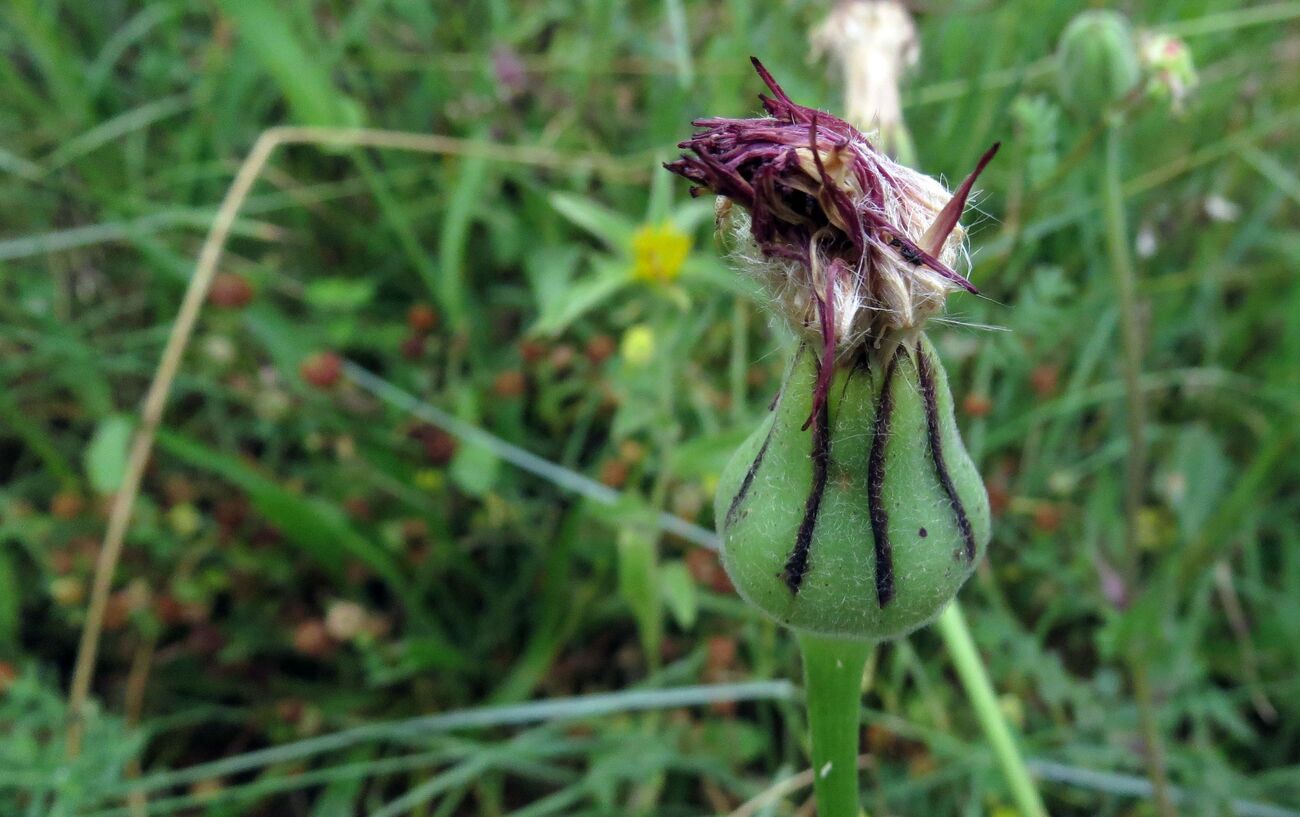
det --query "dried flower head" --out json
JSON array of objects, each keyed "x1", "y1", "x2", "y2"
[{"x1": 665, "y1": 58, "x2": 996, "y2": 416}]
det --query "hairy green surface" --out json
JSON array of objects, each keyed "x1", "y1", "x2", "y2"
[{"x1": 717, "y1": 337, "x2": 989, "y2": 640}]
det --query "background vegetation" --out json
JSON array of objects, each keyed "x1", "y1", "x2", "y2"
[{"x1": 2, "y1": 1, "x2": 1298, "y2": 815}]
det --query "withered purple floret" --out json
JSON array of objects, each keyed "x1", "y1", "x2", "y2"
[
  {"x1": 665, "y1": 58, "x2": 997, "y2": 425},
  {"x1": 666, "y1": 58, "x2": 987, "y2": 291}
]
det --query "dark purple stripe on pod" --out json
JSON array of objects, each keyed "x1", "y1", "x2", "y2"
[
  {"x1": 724, "y1": 347, "x2": 801, "y2": 531},
  {"x1": 916, "y1": 348, "x2": 977, "y2": 563},
  {"x1": 867, "y1": 352, "x2": 899, "y2": 607},
  {"x1": 781, "y1": 377, "x2": 831, "y2": 594},
  {"x1": 724, "y1": 413, "x2": 778, "y2": 531}
]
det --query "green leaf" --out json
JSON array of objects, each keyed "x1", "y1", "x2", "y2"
[
  {"x1": 679, "y1": 255, "x2": 759, "y2": 298},
  {"x1": 549, "y1": 192, "x2": 635, "y2": 252},
  {"x1": 0, "y1": 547, "x2": 17, "y2": 647},
  {"x1": 448, "y1": 391, "x2": 499, "y2": 496},
  {"x1": 438, "y1": 151, "x2": 491, "y2": 329},
  {"x1": 658, "y1": 559, "x2": 697, "y2": 630},
  {"x1": 646, "y1": 154, "x2": 675, "y2": 223},
  {"x1": 667, "y1": 197, "x2": 717, "y2": 235},
  {"x1": 219, "y1": 0, "x2": 362, "y2": 127},
  {"x1": 531, "y1": 258, "x2": 631, "y2": 337},
  {"x1": 84, "y1": 414, "x2": 134, "y2": 494},
  {"x1": 524, "y1": 244, "x2": 582, "y2": 324},
  {"x1": 692, "y1": 720, "x2": 769, "y2": 764},
  {"x1": 616, "y1": 529, "x2": 661, "y2": 659},
  {"x1": 304, "y1": 277, "x2": 377, "y2": 311},
  {"x1": 1163, "y1": 425, "x2": 1230, "y2": 541},
  {"x1": 667, "y1": 427, "x2": 754, "y2": 479},
  {"x1": 366, "y1": 633, "x2": 470, "y2": 682}
]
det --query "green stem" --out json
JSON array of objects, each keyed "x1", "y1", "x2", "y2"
[
  {"x1": 1103, "y1": 122, "x2": 1147, "y2": 579},
  {"x1": 1103, "y1": 121, "x2": 1178, "y2": 817},
  {"x1": 936, "y1": 604, "x2": 1049, "y2": 817},
  {"x1": 796, "y1": 632, "x2": 872, "y2": 817}
]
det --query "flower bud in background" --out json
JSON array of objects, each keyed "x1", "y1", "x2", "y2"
[
  {"x1": 666, "y1": 61, "x2": 995, "y2": 640},
  {"x1": 1056, "y1": 10, "x2": 1140, "y2": 121},
  {"x1": 620, "y1": 324, "x2": 657, "y2": 366},
  {"x1": 810, "y1": 0, "x2": 918, "y2": 158},
  {"x1": 1138, "y1": 32, "x2": 1197, "y2": 114}
]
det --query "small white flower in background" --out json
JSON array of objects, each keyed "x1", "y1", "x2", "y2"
[
  {"x1": 1203, "y1": 194, "x2": 1240, "y2": 223},
  {"x1": 203, "y1": 334, "x2": 236, "y2": 366},
  {"x1": 326, "y1": 600, "x2": 368, "y2": 642},
  {"x1": 1135, "y1": 223, "x2": 1158, "y2": 259}
]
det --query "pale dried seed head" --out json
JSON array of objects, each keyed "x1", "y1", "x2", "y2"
[{"x1": 810, "y1": 1, "x2": 919, "y2": 152}]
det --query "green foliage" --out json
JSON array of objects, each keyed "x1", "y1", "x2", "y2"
[
  {"x1": 0, "y1": 670, "x2": 143, "y2": 815},
  {"x1": 1, "y1": 1, "x2": 1299, "y2": 815}
]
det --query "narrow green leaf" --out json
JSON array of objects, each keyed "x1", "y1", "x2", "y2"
[
  {"x1": 0, "y1": 547, "x2": 17, "y2": 646},
  {"x1": 532, "y1": 259, "x2": 630, "y2": 337},
  {"x1": 616, "y1": 529, "x2": 661, "y2": 659},
  {"x1": 659, "y1": 560, "x2": 697, "y2": 630},
  {"x1": 84, "y1": 414, "x2": 134, "y2": 494},
  {"x1": 549, "y1": 193, "x2": 636, "y2": 251},
  {"x1": 219, "y1": 0, "x2": 361, "y2": 127},
  {"x1": 438, "y1": 151, "x2": 491, "y2": 329}
]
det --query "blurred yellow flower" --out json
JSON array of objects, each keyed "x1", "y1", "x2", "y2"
[
  {"x1": 414, "y1": 469, "x2": 444, "y2": 491},
  {"x1": 167, "y1": 503, "x2": 202, "y2": 537},
  {"x1": 621, "y1": 324, "x2": 656, "y2": 366},
  {"x1": 631, "y1": 223, "x2": 690, "y2": 283}
]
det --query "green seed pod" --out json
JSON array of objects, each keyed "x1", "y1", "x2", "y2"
[
  {"x1": 715, "y1": 336, "x2": 989, "y2": 641},
  {"x1": 1056, "y1": 10, "x2": 1140, "y2": 120},
  {"x1": 666, "y1": 60, "x2": 997, "y2": 643}
]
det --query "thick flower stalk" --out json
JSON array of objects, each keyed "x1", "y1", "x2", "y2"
[{"x1": 667, "y1": 59, "x2": 997, "y2": 642}]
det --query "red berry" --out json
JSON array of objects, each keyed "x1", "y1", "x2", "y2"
[
  {"x1": 412, "y1": 425, "x2": 457, "y2": 465},
  {"x1": 50, "y1": 491, "x2": 85, "y2": 520},
  {"x1": 598, "y1": 459, "x2": 629, "y2": 489},
  {"x1": 400, "y1": 334, "x2": 426, "y2": 360},
  {"x1": 300, "y1": 352, "x2": 343, "y2": 389},
  {"x1": 585, "y1": 334, "x2": 616, "y2": 365},
  {"x1": 1030, "y1": 364, "x2": 1059, "y2": 398},
  {"x1": 209, "y1": 272, "x2": 254, "y2": 309},
  {"x1": 962, "y1": 393, "x2": 993, "y2": 417},
  {"x1": 407, "y1": 304, "x2": 438, "y2": 334},
  {"x1": 519, "y1": 339, "x2": 548, "y2": 363},
  {"x1": 492, "y1": 370, "x2": 526, "y2": 398}
]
